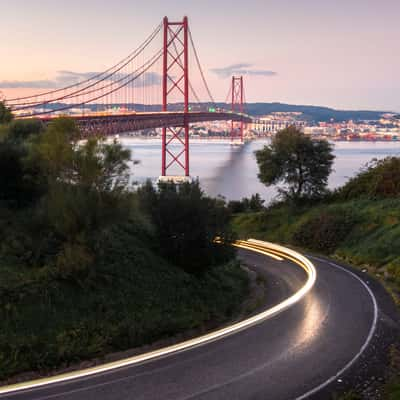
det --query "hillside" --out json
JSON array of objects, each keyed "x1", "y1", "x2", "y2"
[
  {"x1": 0, "y1": 113, "x2": 249, "y2": 381},
  {"x1": 39, "y1": 102, "x2": 387, "y2": 122},
  {"x1": 240, "y1": 102, "x2": 386, "y2": 122},
  {"x1": 0, "y1": 222, "x2": 248, "y2": 381}
]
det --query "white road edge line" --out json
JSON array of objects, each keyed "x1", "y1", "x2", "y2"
[
  {"x1": 0, "y1": 239, "x2": 316, "y2": 396},
  {"x1": 295, "y1": 256, "x2": 379, "y2": 400}
]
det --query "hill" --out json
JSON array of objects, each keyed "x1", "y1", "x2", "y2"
[
  {"x1": 240, "y1": 102, "x2": 386, "y2": 122},
  {"x1": 37, "y1": 102, "x2": 387, "y2": 122},
  {"x1": 0, "y1": 114, "x2": 249, "y2": 381}
]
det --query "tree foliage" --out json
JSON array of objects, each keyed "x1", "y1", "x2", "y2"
[
  {"x1": 32, "y1": 118, "x2": 131, "y2": 193},
  {"x1": 0, "y1": 116, "x2": 133, "y2": 277},
  {"x1": 335, "y1": 157, "x2": 400, "y2": 200},
  {"x1": 228, "y1": 193, "x2": 265, "y2": 213},
  {"x1": 292, "y1": 209, "x2": 356, "y2": 253},
  {"x1": 0, "y1": 120, "x2": 45, "y2": 208},
  {"x1": 137, "y1": 180, "x2": 235, "y2": 274},
  {"x1": 255, "y1": 126, "x2": 335, "y2": 201},
  {"x1": 0, "y1": 101, "x2": 13, "y2": 124},
  {"x1": 4, "y1": 119, "x2": 43, "y2": 142}
]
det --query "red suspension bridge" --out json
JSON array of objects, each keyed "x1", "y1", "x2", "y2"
[{"x1": 5, "y1": 17, "x2": 252, "y2": 178}]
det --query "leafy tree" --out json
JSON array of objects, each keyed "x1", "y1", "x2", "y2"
[
  {"x1": 0, "y1": 116, "x2": 134, "y2": 274},
  {"x1": 255, "y1": 126, "x2": 335, "y2": 201},
  {"x1": 5, "y1": 119, "x2": 43, "y2": 142},
  {"x1": 0, "y1": 143, "x2": 44, "y2": 208},
  {"x1": 0, "y1": 101, "x2": 13, "y2": 124},
  {"x1": 228, "y1": 193, "x2": 265, "y2": 213},
  {"x1": 32, "y1": 118, "x2": 130, "y2": 192},
  {"x1": 137, "y1": 180, "x2": 235, "y2": 274},
  {"x1": 248, "y1": 193, "x2": 265, "y2": 211},
  {"x1": 0, "y1": 120, "x2": 45, "y2": 208},
  {"x1": 31, "y1": 118, "x2": 132, "y2": 242}
]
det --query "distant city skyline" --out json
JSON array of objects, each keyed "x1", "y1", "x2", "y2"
[{"x1": 1, "y1": 0, "x2": 399, "y2": 112}]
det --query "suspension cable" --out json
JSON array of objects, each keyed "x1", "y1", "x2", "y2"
[
  {"x1": 188, "y1": 27, "x2": 216, "y2": 106},
  {"x1": 26, "y1": 50, "x2": 163, "y2": 117},
  {"x1": 7, "y1": 22, "x2": 163, "y2": 104},
  {"x1": 12, "y1": 48, "x2": 161, "y2": 111},
  {"x1": 223, "y1": 85, "x2": 232, "y2": 110},
  {"x1": 169, "y1": 36, "x2": 201, "y2": 105}
]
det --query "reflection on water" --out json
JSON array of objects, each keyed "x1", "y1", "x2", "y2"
[{"x1": 121, "y1": 138, "x2": 400, "y2": 202}]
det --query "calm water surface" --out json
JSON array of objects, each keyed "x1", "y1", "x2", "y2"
[{"x1": 121, "y1": 138, "x2": 400, "y2": 203}]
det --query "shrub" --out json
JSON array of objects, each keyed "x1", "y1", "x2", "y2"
[
  {"x1": 336, "y1": 157, "x2": 400, "y2": 200},
  {"x1": 228, "y1": 193, "x2": 265, "y2": 213},
  {"x1": 292, "y1": 208, "x2": 357, "y2": 253},
  {"x1": 5, "y1": 119, "x2": 44, "y2": 142},
  {"x1": 56, "y1": 243, "x2": 94, "y2": 280},
  {"x1": 0, "y1": 101, "x2": 13, "y2": 124},
  {"x1": 137, "y1": 180, "x2": 236, "y2": 274}
]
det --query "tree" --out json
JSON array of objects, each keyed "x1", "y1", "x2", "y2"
[
  {"x1": 0, "y1": 120, "x2": 45, "y2": 207},
  {"x1": 137, "y1": 180, "x2": 235, "y2": 274},
  {"x1": 228, "y1": 193, "x2": 265, "y2": 213},
  {"x1": 0, "y1": 101, "x2": 13, "y2": 124},
  {"x1": 255, "y1": 126, "x2": 335, "y2": 201},
  {"x1": 31, "y1": 118, "x2": 132, "y2": 239},
  {"x1": 6, "y1": 119, "x2": 44, "y2": 142},
  {"x1": 248, "y1": 193, "x2": 265, "y2": 211},
  {"x1": 32, "y1": 117, "x2": 131, "y2": 192}
]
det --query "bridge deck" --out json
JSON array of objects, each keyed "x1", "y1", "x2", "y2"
[{"x1": 18, "y1": 111, "x2": 252, "y2": 136}]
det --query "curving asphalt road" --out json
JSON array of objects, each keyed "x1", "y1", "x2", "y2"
[{"x1": 1, "y1": 244, "x2": 388, "y2": 400}]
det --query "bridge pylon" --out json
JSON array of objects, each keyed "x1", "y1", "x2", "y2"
[
  {"x1": 161, "y1": 16, "x2": 190, "y2": 179},
  {"x1": 230, "y1": 76, "x2": 244, "y2": 144}
]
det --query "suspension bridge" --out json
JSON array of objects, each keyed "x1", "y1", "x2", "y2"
[{"x1": 4, "y1": 17, "x2": 252, "y2": 179}]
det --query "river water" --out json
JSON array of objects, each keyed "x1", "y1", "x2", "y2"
[{"x1": 121, "y1": 138, "x2": 400, "y2": 203}]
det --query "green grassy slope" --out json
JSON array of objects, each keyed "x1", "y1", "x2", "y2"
[{"x1": 0, "y1": 223, "x2": 248, "y2": 380}]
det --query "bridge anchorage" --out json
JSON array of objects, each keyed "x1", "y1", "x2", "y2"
[{"x1": 6, "y1": 16, "x2": 252, "y2": 183}]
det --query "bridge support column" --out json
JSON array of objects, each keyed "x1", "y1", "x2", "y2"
[
  {"x1": 161, "y1": 16, "x2": 190, "y2": 178},
  {"x1": 230, "y1": 76, "x2": 244, "y2": 144}
]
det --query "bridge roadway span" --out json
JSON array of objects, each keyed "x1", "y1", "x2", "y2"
[
  {"x1": 36, "y1": 111, "x2": 252, "y2": 136},
  {"x1": 1, "y1": 241, "x2": 381, "y2": 400}
]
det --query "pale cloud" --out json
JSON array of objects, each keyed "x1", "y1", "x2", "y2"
[
  {"x1": 210, "y1": 63, "x2": 277, "y2": 78},
  {"x1": 0, "y1": 70, "x2": 162, "y2": 89}
]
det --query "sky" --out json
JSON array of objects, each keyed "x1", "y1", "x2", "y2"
[{"x1": 0, "y1": 0, "x2": 399, "y2": 111}]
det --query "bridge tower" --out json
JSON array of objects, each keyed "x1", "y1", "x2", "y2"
[
  {"x1": 230, "y1": 76, "x2": 244, "y2": 143},
  {"x1": 160, "y1": 16, "x2": 190, "y2": 179}
]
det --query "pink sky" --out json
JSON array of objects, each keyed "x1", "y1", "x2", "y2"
[{"x1": 1, "y1": 0, "x2": 399, "y2": 111}]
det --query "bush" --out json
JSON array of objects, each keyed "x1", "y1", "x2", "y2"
[
  {"x1": 292, "y1": 208, "x2": 357, "y2": 253},
  {"x1": 5, "y1": 119, "x2": 44, "y2": 142},
  {"x1": 228, "y1": 193, "x2": 265, "y2": 213},
  {"x1": 0, "y1": 142, "x2": 44, "y2": 208},
  {"x1": 336, "y1": 157, "x2": 400, "y2": 200},
  {"x1": 137, "y1": 180, "x2": 236, "y2": 274},
  {"x1": 0, "y1": 102, "x2": 13, "y2": 124}
]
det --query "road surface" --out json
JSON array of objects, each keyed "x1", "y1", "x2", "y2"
[{"x1": 1, "y1": 244, "x2": 390, "y2": 400}]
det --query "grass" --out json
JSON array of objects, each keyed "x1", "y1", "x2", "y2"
[{"x1": 0, "y1": 223, "x2": 249, "y2": 381}]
